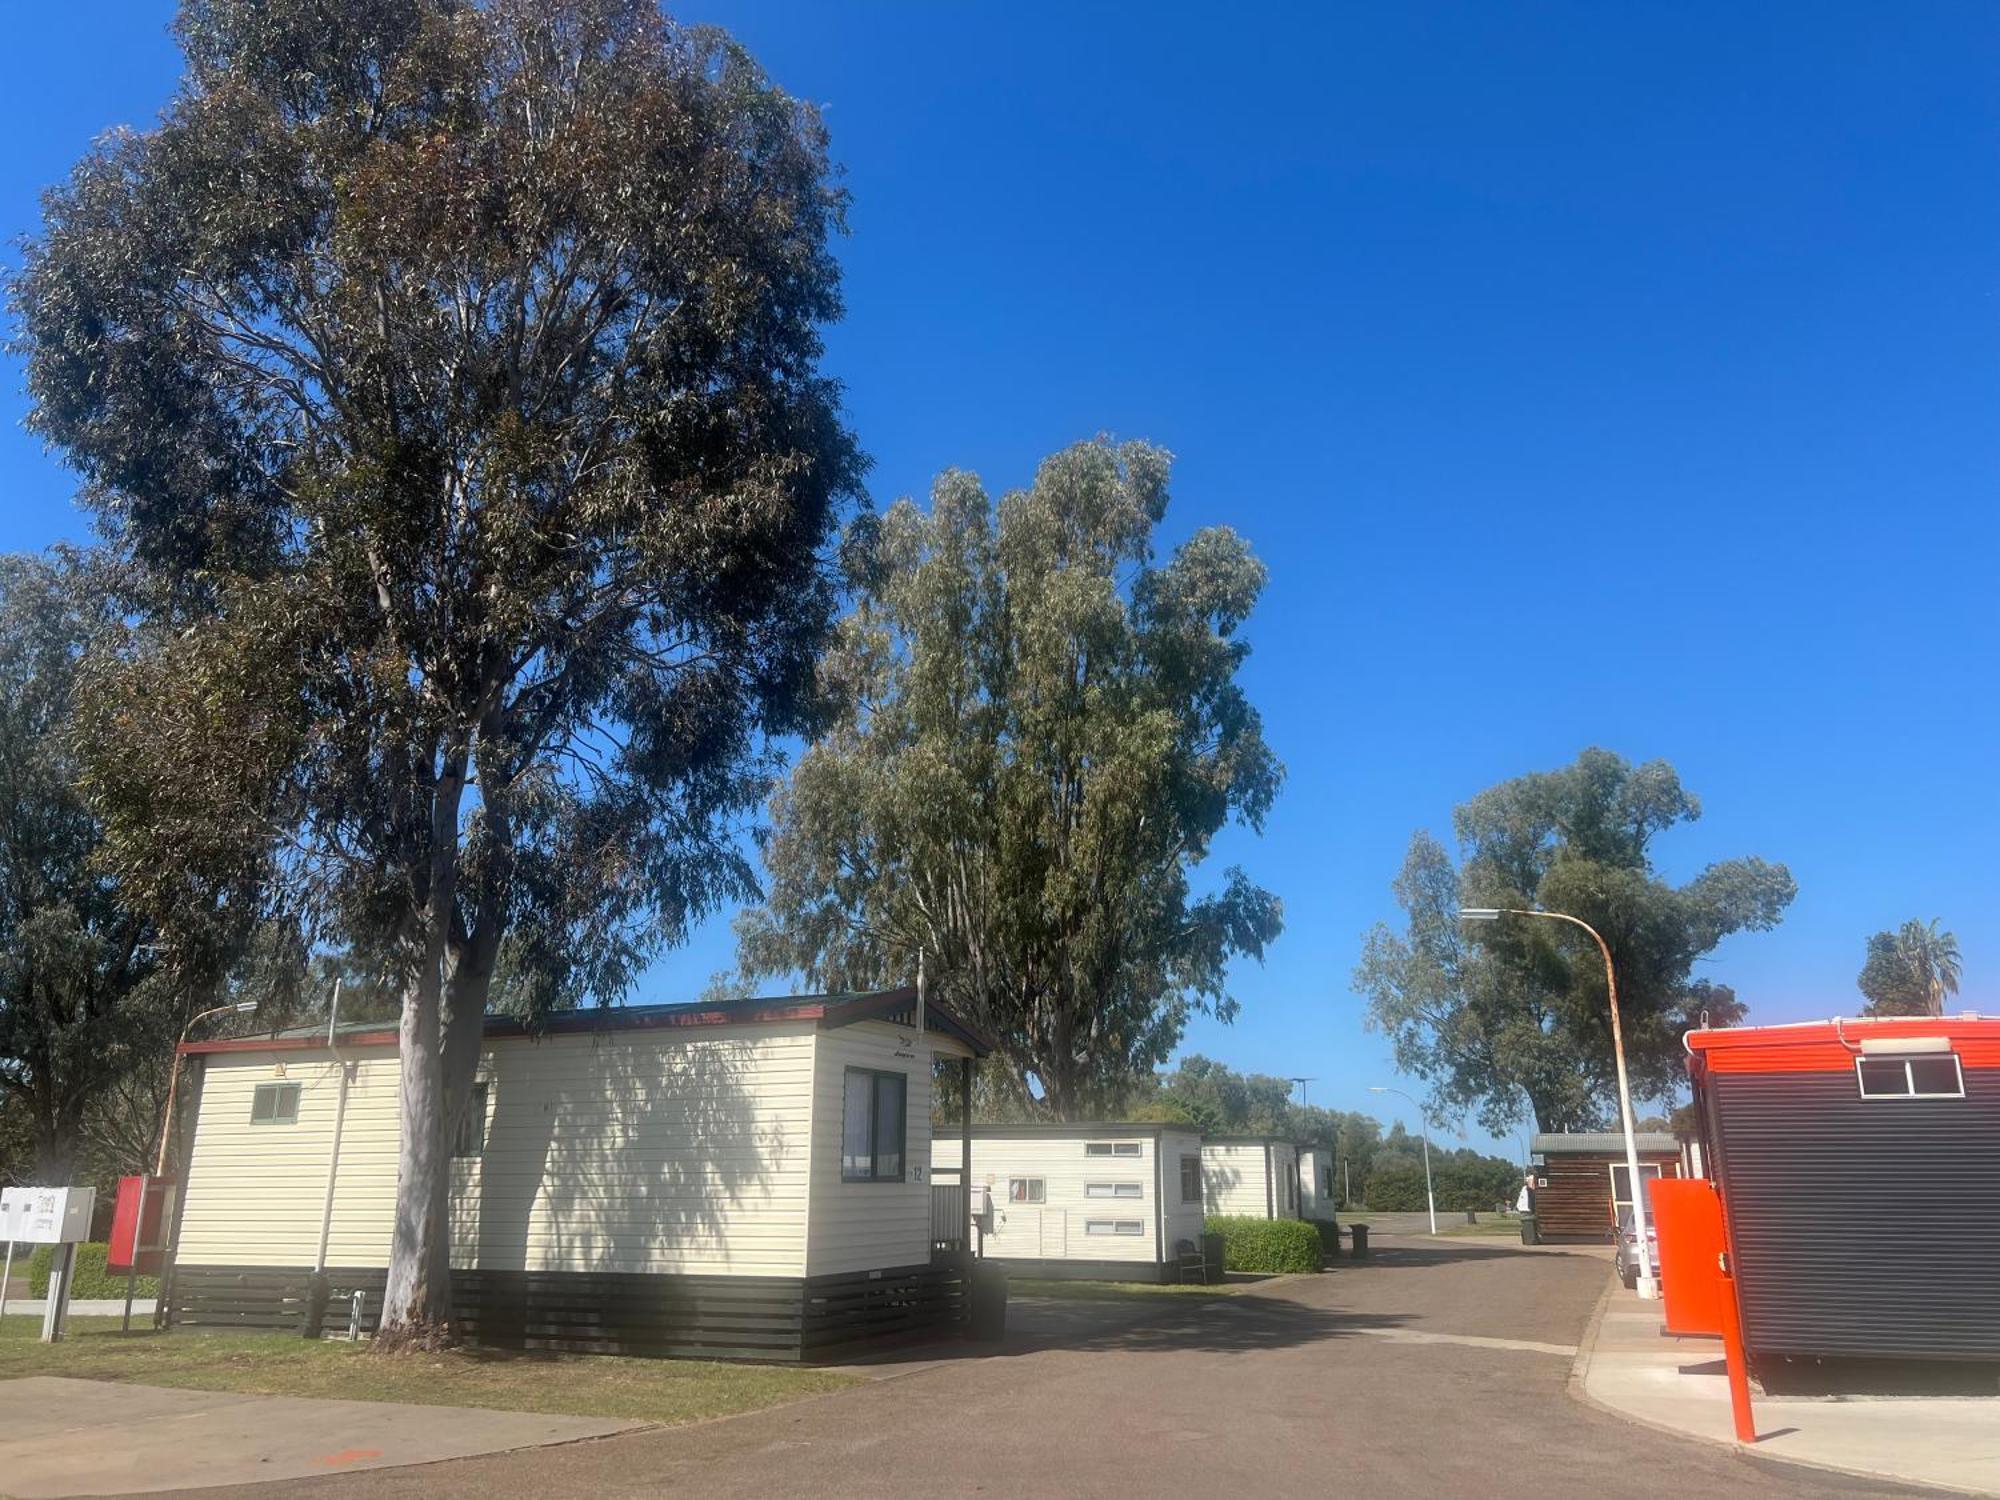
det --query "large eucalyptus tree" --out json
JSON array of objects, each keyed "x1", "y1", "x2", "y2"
[
  {"x1": 739, "y1": 440, "x2": 1284, "y2": 1116},
  {"x1": 13, "y1": 0, "x2": 860, "y2": 1340},
  {"x1": 1355, "y1": 749, "x2": 1796, "y2": 1133}
]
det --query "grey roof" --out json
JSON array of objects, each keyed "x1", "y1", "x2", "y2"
[
  {"x1": 936, "y1": 1121, "x2": 1197, "y2": 1140},
  {"x1": 1201, "y1": 1135, "x2": 1304, "y2": 1148},
  {"x1": 1532, "y1": 1131, "x2": 1678, "y2": 1155}
]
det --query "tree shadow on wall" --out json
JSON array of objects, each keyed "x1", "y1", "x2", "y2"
[{"x1": 464, "y1": 1029, "x2": 785, "y2": 1297}]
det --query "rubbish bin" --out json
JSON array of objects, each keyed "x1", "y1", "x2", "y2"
[
  {"x1": 1519, "y1": 1213, "x2": 1539, "y2": 1247},
  {"x1": 1348, "y1": 1223, "x2": 1370, "y2": 1259},
  {"x1": 968, "y1": 1263, "x2": 1007, "y2": 1340}
]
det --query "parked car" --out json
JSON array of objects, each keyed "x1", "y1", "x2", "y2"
[{"x1": 1609, "y1": 1208, "x2": 1658, "y2": 1289}]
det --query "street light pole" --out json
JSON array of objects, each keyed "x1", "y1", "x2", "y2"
[
  {"x1": 153, "y1": 1002, "x2": 259, "y2": 1177},
  {"x1": 1460, "y1": 906, "x2": 1658, "y2": 1299},
  {"x1": 1367, "y1": 1085, "x2": 1436, "y2": 1235}
]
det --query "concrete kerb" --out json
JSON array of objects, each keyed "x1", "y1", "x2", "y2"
[{"x1": 1564, "y1": 1268, "x2": 1977, "y2": 1500}]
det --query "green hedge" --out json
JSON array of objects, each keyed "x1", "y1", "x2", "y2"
[
  {"x1": 1205, "y1": 1215, "x2": 1323, "y2": 1274},
  {"x1": 25, "y1": 1243, "x2": 158, "y2": 1300}
]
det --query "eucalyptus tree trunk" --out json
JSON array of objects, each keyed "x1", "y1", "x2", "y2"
[{"x1": 381, "y1": 962, "x2": 452, "y2": 1342}]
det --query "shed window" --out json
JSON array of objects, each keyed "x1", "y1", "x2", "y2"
[
  {"x1": 1008, "y1": 1178, "x2": 1045, "y2": 1204},
  {"x1": 453, "y1": 1081, "x2": 489, "y2": 1158},
  {"x1": 1856, "y1": 1053, "x2": 1965, "y2": 1100},
  {"x1": 842, "y1": 1068, "x2": 908, "y2": 1181},
  {"x1": 1085, "y1": 1182, "x2": 1143, "y2": 1199},
  {"x1": 249, "y1": 1082, "x2": 300, "y2": 1125},
  {"x1": 1180, "y1": 1155, "x2": 1203, "y2": 1203},
  {"x1": 1084, "y1": 1141, "x2": 1141, "y2": 1157},
  {"x1": 1084, "y1": 1219, "x2": 1145, "y2": 1236}
]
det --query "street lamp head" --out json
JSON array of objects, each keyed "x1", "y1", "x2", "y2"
[
  {"x1": 1366, "y1": 1086, "x2": 1388, "y2": 1094},
  {"x1": 1457, "y1": 908, "x2": 1503, "y2": 921},
  {"x1": 229, "y1": 1001, "x2": 258, "y2": 1014}
]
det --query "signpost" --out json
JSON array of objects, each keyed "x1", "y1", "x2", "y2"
[{"x1": 0, "y1": 1186, "x2": 97, "y2": 1342}]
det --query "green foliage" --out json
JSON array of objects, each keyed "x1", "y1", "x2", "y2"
[
  {"x1": 1362, "y1": 1165, "x2": 1429, "y2": 1212},
  {"x1": 0, "y1": 554, "x2": 183, "y2": 1183},
  {"x1": 26, "y1": 1243, "x2": 157, "y2": 1300},
  {"x1": 740, "y1": 442, "x2": 1283, "y2": 1115},
  {"x1": 1363, "y1": 1155, "x2": 1518, "y2": 1213},
  {"x1": 1138, "y1": 1055, "x2": 1383, "y2": 1202},
  {"x1": 1204, "y1": 1216, "x2": 1322, "y2": 1274},
  {"x1": 16, "y1": 0, "x2": 859, "y2": 1330},
  {"x1": 1354, "y1": 749, "x2": 1795, "y2": 1133},
  {"x1": 1858, "y1": 920, "x2": 1961, "y2": 1017}
]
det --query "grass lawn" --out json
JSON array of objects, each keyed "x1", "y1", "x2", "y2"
[
  {"x1": 1007, "y1": 1277, "x2": 1245, "y2": 1300},
  {"x1": 0, "y1": 1316, "x2": 856, "y2": 1424}
]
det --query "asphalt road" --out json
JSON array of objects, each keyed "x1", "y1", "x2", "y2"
[{"x1": 146, "y1": 1237, "x2": 1934, "y2": 1500}]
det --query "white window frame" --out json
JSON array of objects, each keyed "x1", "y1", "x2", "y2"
[
  {"x1": 1083, "y1": 1219, "x2": 1146, "y2": 1236},
  {"x1": 1855, "y1": 1053, "x2": 1965, "y2": 1101},
  {"x1": 1008, "y1": 1177, "x2": 1045, "y2": 1204},
  {"x1": 249, "y1": 1081, "x2": 300, "y2": 1125},
  {"x1": 1084, "y1": 1182, "x2": 1143, "y2": 1199},
  {"x1": 1607, "y1": 1160, "x2": 1663, "y2": 1221},
  {"x1": 1085, "y1": 1141, "x2": 1142, "y2": 1157},
  {"x1": 453, "y1": 1080, "x2": 489, "y2": 1159}
]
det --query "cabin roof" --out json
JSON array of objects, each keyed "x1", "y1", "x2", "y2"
[
  {"x1": 934, "y1": 1121, "x2": 1199, "y2": 1141},
  {"x1": 1531, "y1": 1131, "x2": 1678, "y2": 1156},
  {"x1": 181, "y1": 984, "x2": 993, "y2": 1059},
  {"x1": 1201, "y1": 1134, "x2": 1303, "y2": 1148},
  {"x1": 1685, "y1": 1013, "x2": 2000, "y2": 1077}
]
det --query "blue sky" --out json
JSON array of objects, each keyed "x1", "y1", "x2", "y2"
[{"x1": 3, "y1": 4, "x2": 1995, "y2": 1154}]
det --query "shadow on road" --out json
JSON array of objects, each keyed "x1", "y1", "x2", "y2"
[{"x1": 1346, "y1": 1241, "x2": 1597, "y2": 1269}]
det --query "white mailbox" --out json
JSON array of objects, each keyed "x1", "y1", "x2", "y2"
[{"x1": 0, "y1": 1186, "x2": 95, "y2": 1246}]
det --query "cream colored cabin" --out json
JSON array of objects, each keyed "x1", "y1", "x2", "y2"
[
  {"x1": 1298, "y1": 1146, "x2": 1339, "y2": 1223},
  {"x1": 929, "y1": 1124, "x2": 1208, "y2": 1281},
  {"x1": 1200, "y1": 1137, "x2": 1303, "y2": 1219},
  {"x1": 174, "y1": 991, "x2": 983, "y2": 1287}
]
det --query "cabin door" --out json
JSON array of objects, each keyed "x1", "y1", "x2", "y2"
[{"x1": 1608, "y1": 1161, "x2": 1663, "y2": 1226}]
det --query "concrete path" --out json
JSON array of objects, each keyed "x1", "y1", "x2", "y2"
[
  {"x1": 1580, "y1": 1276, "x2": 2000, "y2": 1496},
  {"x1": 135, "y1": 1234, "x2": 1934, "y2": 1499},
  {"x1": 0, "y1": 1377, "x2": 640, "y2": 1497},
  {"x1": 3, "y1": 1298, "x2": 158, "y2": 1318}
]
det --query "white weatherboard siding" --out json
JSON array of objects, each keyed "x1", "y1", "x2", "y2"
[
  {"x1": 1271, "y1": 1140, "x2": 1301, "y2": 1218},
  {"x1": 177, "y1": 1053, "x2": 389, "y2": 1266},
  {"x1": 1157, "y1": 1130, "x2": 1208, "y2": 1253},
  {"x1": 804, "y1": 1019, "x2": 966, "y2": 1277},
  {"x1": 180, "y1": 1021, "x2": 841, "y2": 1277},
  {"x1": 1299, "y1": 1147, "x2": 1338, "y2": 1223},
  {"x1": 1201, "y1": 1140, "x2": 1303, "y2": 1220},
  {"x1": 930, "y1": 1131, "x2": 1202, "y2": 1266},
  {"x1": 463, "y1": 1024, "x2": 816, "y2": 1276}
]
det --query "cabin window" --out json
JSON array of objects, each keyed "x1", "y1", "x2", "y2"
[
  {"x1": 1085, "y1": 1182, "x2": 1143, "y2": 1199},
  {"x1": 1084, "y1": 1219, "x2": 1145, "y2": 1235},
  {"x1": 1180, "y1": 1155, "x2": 1203, "y2": 1203},
  {"x1": 1856, "y1": 1053, "x2": 1965, "y2": 1100},
  {"x1": 842, "y1": 1068, "x2": 907, "y2": 1181},
  {"x1": 453, "y1": 1081, "x2": 489, "y2": 1158},
  {"x1": 1323, "y1": 1167, "x2": 1335, "y2": 1198},
  {"x1": 1084, "y1": 1141, "x2": 1142, "y2": 1157},
  {"x1": 1008, "y1": 1178, "x2": 1045, "y2": 1204},
  {"x1": 249, "y1": 1082, "x2": 300, "y2": 1125}
]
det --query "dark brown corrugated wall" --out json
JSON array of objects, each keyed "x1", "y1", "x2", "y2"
[{"x1": 1708, "y1": 1068, "x2": 2000, "y2": 1361}]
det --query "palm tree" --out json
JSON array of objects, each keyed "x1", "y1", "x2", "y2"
[
  {"x1": 1858, "y1": 919, "x2": 1964, "y2": 1017},
  {"x1": 1896, "y1": 919, "x2": 1962, "y2": 1018}
]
